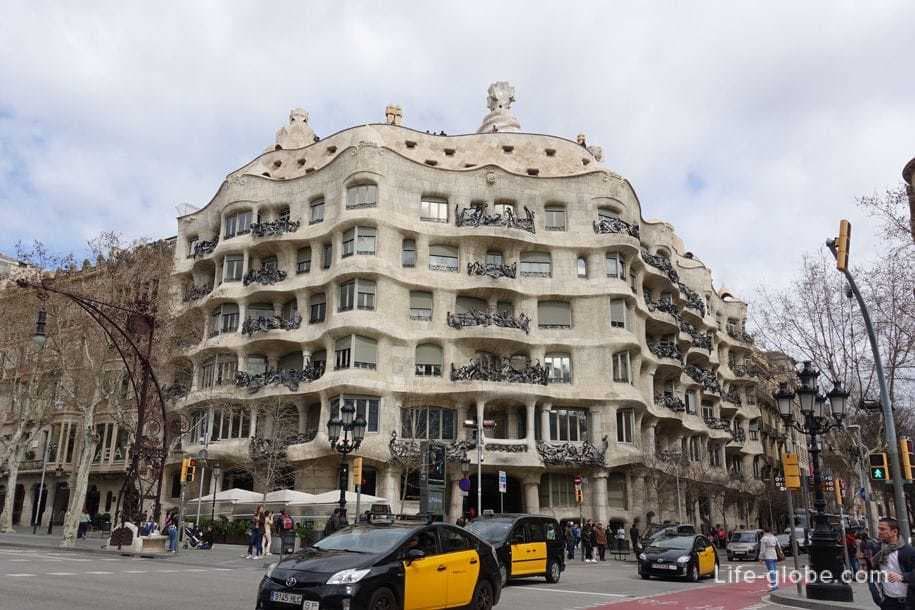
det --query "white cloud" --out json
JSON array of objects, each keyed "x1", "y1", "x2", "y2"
[{"x1": 1, "y1": 1, "x2": 913, "y2": 300}]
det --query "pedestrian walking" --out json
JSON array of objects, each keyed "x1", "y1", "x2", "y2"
[
  {"x1": 867, "y1": 517, "x2": 915, "y2": 609},
  {"x1": 246, "y1": 504, "x2": 265, "y2": 559},
  {"x1": 582, "y1": 521, "x2": 594, "y2": 562},
  {"x1": 263, "y1": 510, "x2": 273, "y2": 556},
  {"x1": 759, "y1": 527, "x2": 780, "y2": 591},
  {"x1": 615, "y1": 525, "x2": 626, "y2": 553},
  {"x1": 846, "y1": 530, "x2": 860, "y2": 573},
  {"x1": 594, "y1": 523, "x2": 607, "y2": 561},
  {"x1": 163, "y1": 510, "x2": 178, "y2": 553},
  {"x1": 716, "y1": 525, "x2": 727, "y2": 549},
  {"x1": 564, "y1": 523, "x2": 576, "y2": 559},
  {"x1": 630, "y1": 518, "x2": 642, "y2": 557}
]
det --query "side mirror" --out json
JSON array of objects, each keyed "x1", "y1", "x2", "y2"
[{"x1": 405, "y1": 548, "x2": 425, "y2": 565}]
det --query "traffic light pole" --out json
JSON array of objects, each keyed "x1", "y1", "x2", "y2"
[
  {"x1": 828, "y1": 239, "x2": 910, "y2": 541},
  {"x1": 176, "y1": 481, "x2": 186, "y2": 552}
]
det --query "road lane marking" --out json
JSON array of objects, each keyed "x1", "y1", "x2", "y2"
[
  {"x1": 6, "y1": 573, "x2": 35, "y2": 577},
  {"x1": 47, "y1": 572, "x2": 77, "y2": 576},
  {"x1": 85, "y1": 571, "x2": 113, "y2": 575},
  {"x1": 124, "y1": 570, "x2": 147, "y2": 574},
  {"x1": 510, "y1": 587, "x2": 628, "y2": 597}
]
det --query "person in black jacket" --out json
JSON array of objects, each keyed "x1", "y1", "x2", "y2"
[{"x1": 868, "y1": 517, "x2": 915, "y2": 610}]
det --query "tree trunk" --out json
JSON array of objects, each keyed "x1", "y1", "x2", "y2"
[
  {"x1": 60, "y1": 429, "x2": 96, "y2": 548},
  {"x1": 0, "y1": 454, "x2": 21, "y2": 533}
]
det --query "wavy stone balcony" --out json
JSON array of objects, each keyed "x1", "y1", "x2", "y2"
[
  {"x1": 446, "y1": 309, "x2": 531, "y2": 334},
  {"x1": 649, "y1": 341, "x2": 683, "y2": 362},
  {"x1": 242, "y1": 266, "x2": 288, "y2": 287},
  {"x1": 731, "y1": 363, "x2": 756, "y2": 378},
  {"x1": 250, "y1": 217, "x2": 301, "y2": 238},
  {"x1": 677, "y1": 282, "x2": 706, "y2": 318},
  {"x1": 645, "y1": 293, "x2": 682, "y2": 322},
  {"x1": 241, "y1": 313, "x2": 302, "y2": 336},
  {"x1": 684, "y1": 364, "x2": 722, "y2": 395},
  {"x1": 450, "y1": 357, "x2": 548, "y2": 385},
  {"x1": 234, "y1": 364, "x2": 324, "y2": 393},
  {"x1": 467, "y1": 260, "x2": 517, "y2": 279},
  {"x1": 182, "y1": 284, "x2": 213, "y2": 303},
  {"x1": 190, "y1": 238, "x2": 219, "y2": 258},
  {"x1": 592, "y1": 216, "x2": 640, "y2": 239},
  {"x1": 642, "y1": 251, "x2": 679, "y2": 283},
  {"x1": 726, "y1": 326, "x2": 756, "y2": 345},
  {"x1": 680, "y1": 320, "x2": 713, "y2": 352},
  {"x1": 454, "y1": 203, "x2": 536, "y2": 234},
  {"x1": 655, "y1": 393, "x2": 686, "y2": 412}
]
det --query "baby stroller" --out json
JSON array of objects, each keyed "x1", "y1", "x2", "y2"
[{"x1": 184, "y1": 525, "x2": 203, "y2": 548}]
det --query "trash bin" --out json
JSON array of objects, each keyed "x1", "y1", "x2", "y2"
[{"x1": 280, "y1": 532, "x2": 296, "y2": 555}]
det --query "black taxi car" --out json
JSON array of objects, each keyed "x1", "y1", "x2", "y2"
[
  {"x1": 256, "y1": 521, "x2": 502, "y2": 610},
  {"x1": 465, "y1": 514, "x2": 565, "y2": 587},
  {"x1": 638, "y1": 534, "x2": 718, "y2": 582}
]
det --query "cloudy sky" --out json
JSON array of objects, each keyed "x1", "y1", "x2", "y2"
[{"x1": 1, "y1": 2, "x2": 912, "y2": 299}]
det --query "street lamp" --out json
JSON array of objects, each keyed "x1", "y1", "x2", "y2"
[
  {"x1": 772, "y1": 361, "x2": 851, "y2": 602},
  {"x1": 327, "y1": 403, "x2": 367, "y2": 520}
]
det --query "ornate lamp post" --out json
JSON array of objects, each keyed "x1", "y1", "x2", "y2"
[
  {"x1": 773, "y1": 361, "x2": 851, "y2": 602},
  {"x1": 327, "y1": 403, "x2": 367, "y2": 519}
]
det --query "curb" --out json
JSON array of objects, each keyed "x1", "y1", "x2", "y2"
[
  {"x1": 0, "y1": 539, "x2": 170, "y2": 560},
  {"x1": 768, "y1": 591, "x2": 866, "y2": 610}
]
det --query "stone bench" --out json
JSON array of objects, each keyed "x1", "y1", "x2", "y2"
[{"x1": 139, "y1": 534, "x2": 168, "y2": 554}]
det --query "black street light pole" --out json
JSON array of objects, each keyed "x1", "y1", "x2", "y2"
[
  {"x1": 327, "y1": 402, "x2": 367, "y2": 522},
  {"x1": 774, "y1": 361, "x2": 852, "y2": 603}
]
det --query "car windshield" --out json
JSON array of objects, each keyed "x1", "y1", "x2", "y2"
[
  {"x1": 466, "y1": 520, "x2": 512, "y2": 543},
  {"x1": 652, "y1": 536, "x2": 694, "y2": 550},
  {"x1": 732, "y1": 532, "x2": 757, "y2": 543},
  {"x1": 314, "y1": 527, "x2": 412, "y2": 554}
]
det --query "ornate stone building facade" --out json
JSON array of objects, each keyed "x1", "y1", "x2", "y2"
[{"x1": 166, "y1": 83, "x2": 769, "y2": 528}]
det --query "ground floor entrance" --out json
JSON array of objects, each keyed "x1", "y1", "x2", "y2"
[{"x1": 465, "y1": 473, "x2": 523, "y2": 516}]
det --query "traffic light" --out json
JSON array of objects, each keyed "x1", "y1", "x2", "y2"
[
  {"x1": 835, "y1": 219, "x2": 852, "y2": 272},
  {"x1": 900, "y1": 437, "x2": 915, "y2": 480},
  {"x1": 870, "y1": 452, "x2": 888, "y2": 481},
  {"x1": 186, "y1": 458, "x2": 197, "y2": 483},
  {"x1": 575, "y1": 487, "x2": 583, "y2": 504},
  {"x1": 835, "y1": 478, "x2": 846, "y2": 507},
  {"x1": 180, "y1": 457, "x2": 189, "y2": 482}
]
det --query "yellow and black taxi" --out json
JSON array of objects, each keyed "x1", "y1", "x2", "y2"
[
  {"x1": 256, "y1": 520, "x2": 502, "y2": 610},
  {"x1": 465, "y1": 514, "x2": 565, "y2": 587},
  {"x1": 637, "y1": 534, "x2": 718, "y2": 582}
]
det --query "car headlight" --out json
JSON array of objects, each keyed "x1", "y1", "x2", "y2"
[
  {"x1": 265, "y1": 563, "x2": 277, "y2": 578},
  {"x1": 677, "y1": 555, "x2": 690, "y2": 564},
  {"x1": 326, "y1": 569, "x2": 371, "y2": 585},
  {"x1": 638, "y1": 553, "x2": 647, "y2": 561}
]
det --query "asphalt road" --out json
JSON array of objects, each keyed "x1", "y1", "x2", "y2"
[{"x1": 0, "y1": 547, "x2": 793, "y2": 610}]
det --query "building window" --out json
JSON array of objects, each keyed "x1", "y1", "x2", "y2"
[
  {"x1": 493, "y1": 200, "x2": 515, "y2": 217},
  {"x1": 296, "y1": 247, "x2": 312, "y2": 274},
  {"x1": 211, "y1": 407, "x2": 250, "y2": 441},
  {"x1": 342, "y1": 225, "x2": 377, "y2": 257},
  {"x1": 496, "y1": 300, "x2": 513, "y2": 317},
  {"x1": 331, "y1": 395, "x2": 380, "y2": 432},
  {"x1": 262, "y1": 255, "x2": 278, "y2": 272},
  {"x1": 612, "y1": 351, "x2": 631, "y2": 383},
  {"x1": 485, "y1": 250, "x2": 503, "y2": 266},
  {"x1": 346, "y1": 184, "x2": 377, "y2": 209},
  {"x1": 335, "y1": 335, "x2": 377, "y2": 370},
  {"x1": 456, "y1": 295, "x2": 487, "y2": 314},
  {"x1": 545, "y1": 353, "x2": 572, "y2": 384},
  {"x1": 544, "y1": 205, "x2": 566, "y2": 231},
  {"x1": 409, "y1": 291, "x2": 433, "y2": 321},
  {"x1": 322, "y1": 242, "x2": 332, "y2": 269},
  {"x1": 219, "y1": 303, "x2": 239, "y2": 333},
  {"x1": 402, "y1": 239, "x2": 417, "y2": 267},
  {"x1": 401, "y1": 406, "x2": 456, "y2": 440},
  {"x1": 538, "y1": 300, "x2": 571, "y2": 329},
  {"x1": 338, "y1": 281, "x2": 355, "y2": 312},
  {"x1": 223, "y1": 255, "x2": 243, "y2": 282},
  {"x1": 224, "y1": 210, "x2": 252, "y2": 238},
  {"x1": 539, "y1": 473, "x2": 575, "y2": 508},
  {"x1": 247, "y1": 302, "x2": 273, "y2": 323},
  {"x1": 310, "y1": 198, "x2": 325, "y2": 224},
  {"x1": 309, "y1": 292, "x2": 326, "y2": 323},
  {"x1": 606, "y1": 252, "x2": 626, "y2": 279},
  {"x1": 246, "y1": 354, "x2": 268, "y2": 376},
  {"x1": 338, "y1": 279, "x2": 375, "y2": 312},
  {"x1": 689, "y1": 437, "x2": 702, "y2": 462},
  {"x1": 610, "y1": 299, "x2": 627, "y2": 329},
  {"x1": 415, "y1": 343, "x2": 443, "y2": 377},
  {"x1": 311, "y1": 350, "x2": 326, "y2": 375},
  {"x1": 702, "y1": 401, "x2": 714, "y2": 421},
  {"x1": 549, "y1": 408, "x2": 588, "y2": 442},
  {"x1": 686, "y1": 391, "x2": 698, "y2": 414},
  {"x1": 520, "y1": 252, "x2": 551, "y2": 278},
  {"x1": 598, "y1": 207, "x2": 619, "y2": 222},
  {"x1": 616, "y1": 408, "x2": 634, "y2": 443},
  {"x1": 577, "y1": 256, "x2": 588, "y2": 278},
  {"x1": 749, "y1": 420, "x2": 759, "y2": 441},
  {"x1": 420, "y1": 198, "x2": 448, "y2": 222},
  {"x1": 709, "y1": 442, "x2": 722, "y2": 467},
  {"x1": 334, "y1": 336, "x2": 351, "y2": 369},
  {"x1": 429, "y1": 245, "x2": 459, "y2": 272}
]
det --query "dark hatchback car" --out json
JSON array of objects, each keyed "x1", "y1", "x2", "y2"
[
  {"x1": 465, "y1": 514, "x2": 565, "y2": 587},
  {"x1": 256, "y1": 522, "x2": 502, "y2": 610},
  {"x1": 638, "y1": 534, "x2": 718, "y2": 582}
]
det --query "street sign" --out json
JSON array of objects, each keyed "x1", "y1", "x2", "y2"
[
  {"x1": 352, "y1": 456, "x2": 363, "y2": 487},
  {"x1": 574, "y1": 475, "x2": 582, "y2": 486},
  {"x1": 498, "y1": 470, "x2": 507, "y2": 493},
  {"x1": 459, "y1": 478, "x2": 471, "y2": 493}
]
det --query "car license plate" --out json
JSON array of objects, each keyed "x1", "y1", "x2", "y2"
[
  {"x1": 270, "y1": 591, "x2": 304, "y2": 605},
  {"x1": 303, "y1": 603, "x2": 319, "y2": 610},
  {"x1": 652, "y1": 563, "x2": 676, "y2": 570}
]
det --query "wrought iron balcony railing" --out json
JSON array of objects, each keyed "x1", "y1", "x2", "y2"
[
  {"x1": 642, "y1": 251, "x2": 680, "y2": 283},
  {"x1": 455, "y1": 203, "x2": 536, "y2": 234},
  {"x1": 679, "y1": 320, "x2": 713, "y2": 352},
  {"x1": 704, "y1": 417, "x2": 732, "y2": 431},
  {"x1": 649, "y1": 341, "x2": 683, "y2": 361},
  {"x1": 677, "y1": 282, "x2": 706, "y2": 317},
  {"x1": 182, "y1": 284, "x2": 213, "y2": 302},
  {"x1": 467, "y1": 261, "x2": 517, "y2": 279},
  {"x1": 726, "y1": 326, "x2": 756, "y2": 345},
  {"x1": 241, "y1": 312, "x2": 303, "y2": 336},
  {"x1": 162, "y1": 383, "x2": 190, "y2": 401},
  {"x1": 450, "y1": 357, "x2": 548, "y2": 385},
  {"x1": 409, "y1": 308, "x2": 433, "y2": 321},
  {"x1": 645, "y1": 293, "x2": 682, "y2": 320},
  {"x1": 250, "y1": 217, "x2": 301, "y2": 238},
  {"x1": 684, "y1": 364, "x2": 722, "y2": 394},
  {"x1": 592, "y1": 216, "x2": 640, "y2": 239},
  {"x1": 446, "y1": 309, "x2": 531, "y2": 334},
  {"x1": 234, "y1": 364, "x2": 323, "y2": 393},
  {"x1": 537, "y1": 437, "x2": 609, "y2": 466},
  {"x1": 723, "y1": 387, "x2": 742, "y2": 404},
  {"x1": 242, "y1": 267, "x2": 287, "y2": 286},
  {"x1": 731, "y1": 363, "x2": 754, "y2": 377},
  {"x1": 191, "y1": 238, "x2": 218, "y2": 258},
  {"x1": 655, "y1": 393, "x2": 686, "y2": 412}
]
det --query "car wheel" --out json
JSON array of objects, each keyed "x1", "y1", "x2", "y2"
[
  {"x1": 367, "y1": 587, "x2": 396, "y2": 610},
  {"x1": 727, "y1": 553, "x2": 733, "y2": 561},
  {"x1": 686, "y1": 562, "x2": 699, "y2": 583},
  {"x1": 500, "y1": 564, "x2": 508, "y2": 588},
  {"x1": 472, "y1": 579, "x2": 495, "y2": 610},
  {"x1": 640, "y1": 568, "x2": 651, "y2": 580},
  {"x1": 546, "y1": 559, "x2": 561, "y2": 583}
]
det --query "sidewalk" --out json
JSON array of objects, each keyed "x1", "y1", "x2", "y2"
[
  {"x1": 769, "y1": 582, "x2": 875, "y2": 610},
  {"x1": 0, "y1": 527, "x2": 280, "y2": 568}
]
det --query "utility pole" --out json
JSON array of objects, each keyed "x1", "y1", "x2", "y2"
[{"x1": 828, "y1": 224, "x2": 910, "y2": 541}]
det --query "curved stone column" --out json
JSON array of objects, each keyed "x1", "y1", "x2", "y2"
[{"x1": 591, "y1": 470, "x2": 608, "y2": 524}]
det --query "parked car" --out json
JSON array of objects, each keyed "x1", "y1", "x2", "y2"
[
  {"x1": 726, "y1": 530, "x2": 762, "y2": 561},
  {"x1": 638, "y1": 534, "x2": 718, "y2": 582},
  {"x1": 465, "y1": 514, "x2": 565, "y2": 587}
]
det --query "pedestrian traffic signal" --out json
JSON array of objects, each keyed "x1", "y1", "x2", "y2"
[
  {"x1": 835, "y1": 219, "x2": 852, "y2": 272},
  {"x1": 899, "y1": 437, "x2": 914, "y2": 480},
  {"x1": 870, "y1": 452, "x2": 888, "y2": 481},
  {"x1": 185, "y1": 458, "x2": 197, "y2": 483}
]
